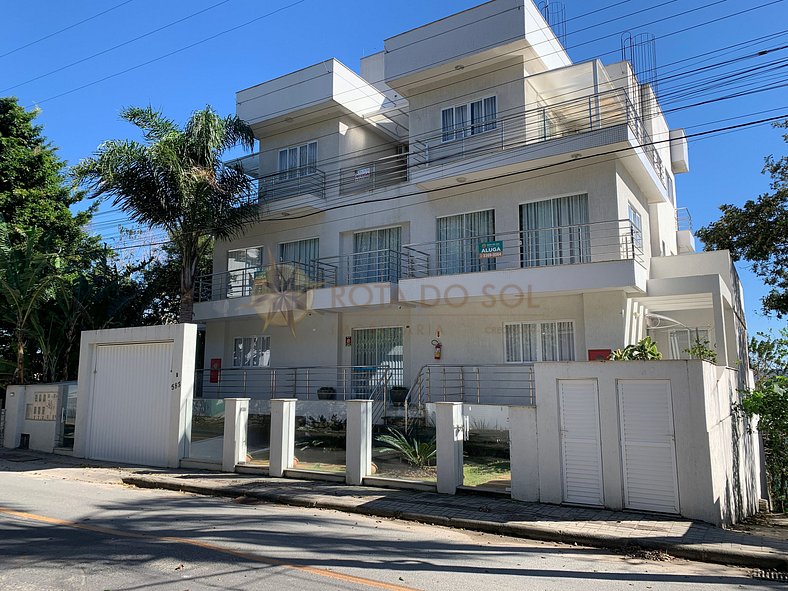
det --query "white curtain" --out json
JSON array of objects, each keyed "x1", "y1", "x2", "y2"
[
  {"x1": 353, "y1": 227, "x2": 402, "y2": 283},
  {"x1": 437, "y1": 210, "x2": 495, "y2": 275},
  {"x1": 521, "y1": 194, "x2": 589, "y2": 267}
]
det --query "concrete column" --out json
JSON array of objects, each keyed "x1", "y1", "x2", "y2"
[
  {"x1": 222, "y1": 398, "x2": 250, "y2": 472},
  {"x1": 711, "y1": 292, "x2": 729, "y2": 367},
  {"x1": 346, "y1": 399, "x2": 373, "y2": 485},
  {"x1": 435, "y1": 401, "x2": 464, "y2": 494},
  {"x1": 270, "y1": 398, "x2": 296, "y2": 477},
  {"x1": 3, "y1": 385, "x2": 26, "y2": 449},
  {"x1": 509, "y1": 406, "x2": 539, "y2": 502}
]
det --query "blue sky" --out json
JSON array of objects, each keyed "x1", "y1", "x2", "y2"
[{"x1": 1, "y1": 0, "x2": 786, "y2": 335}]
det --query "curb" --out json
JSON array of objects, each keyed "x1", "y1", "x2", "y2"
[{"x1": 122, "y1": 475, "x2": 787, "y2": 572}]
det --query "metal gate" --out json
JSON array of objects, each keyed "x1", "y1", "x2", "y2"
[
  {"x1": 352, "y1": 327, "x2": 403, "y2": 388},
  {"x1": 618, "y1": 379, "x2": 680, "y2": 513},
  {"x1": 559, "y1": 379, "x2": 604, "y2": 506},
  {"x1": 86, "y1": 342, "x2": 175, "y2": 466}
]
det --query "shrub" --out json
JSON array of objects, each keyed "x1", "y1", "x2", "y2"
[
  {"x1": 609, "y1": 336, "x2": 663, "y2": 360},
  {"x1": 376, "y1": 427, "x2": 436, "y2": 468}
]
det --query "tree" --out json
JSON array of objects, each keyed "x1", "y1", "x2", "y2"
[
  {"x1": 696, "y1": 120, "x2": 788, "y2": 317},
  {"x1": 74, "y1": 105, "x2": 259, "y2": 322},
  {"x1": 749, "y1": 328, "x2": 788, "y2": 386},
  {"x1": 0, "y1": 223, "x2": 63, "y2": 384}
]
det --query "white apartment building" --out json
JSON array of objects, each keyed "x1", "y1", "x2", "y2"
[{"x1": 195, "y1": 0, "x2": 749, "y2": 398}]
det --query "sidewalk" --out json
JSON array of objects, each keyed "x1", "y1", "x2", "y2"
[{"x1": 2, "y1": 448, "x2": 786, "y2": 571}]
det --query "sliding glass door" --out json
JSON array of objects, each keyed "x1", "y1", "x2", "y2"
[
  {"x1": 520, "y1": 194, "x2": 590, "y2": 267},
  {"x1": 436, "y1": 209, "x2": 496, "y2": 275}
]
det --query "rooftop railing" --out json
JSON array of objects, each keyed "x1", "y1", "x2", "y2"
[
  {"x1": 402, "y1": 219, "x2": 644, "y2": 279},
  {"x1": 410, "y1": 88, "x2": 669, "y2": 190}
]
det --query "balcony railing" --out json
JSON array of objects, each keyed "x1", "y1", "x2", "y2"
[
  {"x1": 339, "y1": 153, "x2": 408, "y2": 196},
  {"x1": 402, "y1": 220, "x2": 643, "y2": 279},
  {"x1": 411, "y1": 88, "x2": 669, "y2": 190},
  {"x1": 195, "y1": 261, "x2": 334, "y2": 303},
  {"x1": 235, "y1": 166, "x2": 326, "y2": 204},
  {"x1": 408, "y1": 363, "x2": 536, "y2": 406},
  {"x1": 314, "y1": 248, "x2": 408, "y2": 287},
  {"x1": 194, "y1": 365, "x2": 393, "y2": 401}
]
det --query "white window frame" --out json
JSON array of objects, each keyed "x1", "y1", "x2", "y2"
[
  {"x1": 278, "y1": 141, "x2": 318, "y2": 179},
  {"x1": 232, "y1": 335, "x2": 271, "y2": 368},
  {"x1": 503, "y1": 320, "x2": 576, "y2": 363},
  {"x1": 226, "y1": 246, "x2": 264, "y2": 298},
  {"x1": 441, "y1": 96, "x2": 497, "y2": 143},
  {"x1": 627, "y1": 203, "x2": 643, "y2": 250},
  {"x1": 669, "y1": 328, "x2": 710, "y2": 360}
]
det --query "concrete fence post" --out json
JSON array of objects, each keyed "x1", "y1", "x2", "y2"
[
  {"x1": 3, "y1": 385, "x2": 26, "y2": 449},
  {"x1": 509, "y1": 405, "x2": 540, "y2": 502},
  {"x1": 346, "y1": 399, "x2": 373, "y2": 485},
  {"x1": 436, "y1": 401, "x2": 464, "y2": 494},
  {"x1": 222, "y1": 398, "x2": 250, "y2": 472},
  {"x1": 270, "y1": 398, "x2": 297, "y2": 477}
]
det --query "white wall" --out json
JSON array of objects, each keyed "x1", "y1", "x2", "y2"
[{"x1": 2, "y1": 383, "x2": 74, "y2": 453}]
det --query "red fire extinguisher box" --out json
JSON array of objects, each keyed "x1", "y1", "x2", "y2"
[{"x1": 587, "y1": 349, "x2": 611, "y2": 361}]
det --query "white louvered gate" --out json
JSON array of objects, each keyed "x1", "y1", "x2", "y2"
[
  {"x1": 558, "y1": 379, "x2": 604, "y2": 506},
  {"x1": 618, "y1": 380, "x2": 680, "y2": 514},
  {"x1": 87, "y1": 342, "x2": 175, "y2": 467}
]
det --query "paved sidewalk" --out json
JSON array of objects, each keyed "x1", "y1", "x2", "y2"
[{"x1": 1, "y1": 449, "x2": 785, "y2": 571}]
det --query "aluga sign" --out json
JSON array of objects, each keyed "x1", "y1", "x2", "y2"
[{"x1": 478, "y1": 240, "x2": 503, "y2": 259}]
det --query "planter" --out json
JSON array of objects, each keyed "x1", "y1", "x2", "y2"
[
  {"x1": 389, "y1": 386, "x2": 408, "y2": 406},
  {"x1": 317, "y1": 386, "x2": 336, "y2": 400}
]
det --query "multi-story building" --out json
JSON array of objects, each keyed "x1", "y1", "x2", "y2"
[{"x1": 195, "y1": 0, "x2": 749, "y2": 397}]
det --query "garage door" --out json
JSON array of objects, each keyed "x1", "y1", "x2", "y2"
[
  {"x1": 618, "y1": 380, "x2": 679, "y2": 514},
  {"x1": 87, "y1": 342, "x2": 175, "y2": 466},
  {"x1": 559, "y1": 379, "x2": 604, "y2": 506}
]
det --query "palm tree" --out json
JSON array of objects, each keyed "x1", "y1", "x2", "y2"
[{"x1": 74, "y1": 106, "x2": 260, "y2": 322}]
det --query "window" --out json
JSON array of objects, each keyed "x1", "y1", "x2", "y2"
[
  {"x1": 441, "y1": 96, "x2": 496, "y2": 142},
  {"x1": 437, "y1": 209, "x2": 495, "y2": 275},
  {"x1": 669, "y1": 328, "x2": 710, "y2": 360},
  {"x1": 353, "y1": 227, "x2": 402, "y2": 284},
  {"x1": 227, "y1": 246, "x2": 263, "y2": 298},
  {"x1": 278, "y1": 238, "x2": 320, "y2": 289},
  {"x1": 521, "y1": 194, "x2": 589, "y2": 267},
  {"x1": 504, "y1": 321, "x2": 575, "y2": 362},
  {"x1": 233, "y1": 336, "x2": 271, "y2": 367},
  {"x1": 628, "y1": 203, "x2": 643, "y2": 250},
  {"x1": 278, "y1": 141, "x2": 317, "y2": 179}
]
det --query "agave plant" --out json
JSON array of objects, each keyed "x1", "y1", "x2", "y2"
[
  {"x1": 609, "y1": 336, "x2": 663, "y2": 361},
  {"x1": 377, "y1": 427, "x2": 436, "y2": 468}
]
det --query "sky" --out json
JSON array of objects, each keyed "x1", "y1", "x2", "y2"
[{"x1": 1, "y1": 0, "x2": 786, "y2": 336}]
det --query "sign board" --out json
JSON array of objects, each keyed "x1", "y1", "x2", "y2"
[
  {"x1": 478, "y1": 240, "x2": 503, "y2": 259},
  {"x1": 354, "y1": 167, "x2": 371, "y2": 180}
]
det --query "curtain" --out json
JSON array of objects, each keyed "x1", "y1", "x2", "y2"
[
  {"x1": 353, "y1": 227, "x2": 402, "y2": 283},
  {"x1": 279, "y1": 238, "x2": 319, "y2": 287},
  {"x1": 233, "y1": 336, "x2": 271, "y2": 367},
  {"x1": 227, "y1": 247, "x2": 263, "y2": 297},
  {"x1": 442, "y1": 108, "x2": 454, "y2": 142},
  {"x1": 437, "y1": 209, "x2": 495, "y2": 275},
  {"x1": 521, "y1": 194, "x2": 589, "y2": 267}
]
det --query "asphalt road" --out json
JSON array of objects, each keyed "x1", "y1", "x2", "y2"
[{"x1": 0, "y1": 467, "x2": 781, "y2": 591}]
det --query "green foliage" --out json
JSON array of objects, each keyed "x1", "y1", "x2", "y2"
[
  {"x1": 749, "y1": 328, "x2": 788, "y2": 386},
  {"x1": 740, "y1": 375, "x2": 788, "y2": 511},
  {"x1": 609, "y1": 336, "x2": 663, "y2": 361},
  {"x1": 696, "y1": 120, "x2": 788, "y2": 317},
  {"x1": 377, "y1": 427, "x2": 437, "y2": 468},
  {"x1": 73, "y1": 105, "x2": 259, "y2": 322},
  {"x1": 684, "y1": 337, "x2": 718, "y2": 364}
]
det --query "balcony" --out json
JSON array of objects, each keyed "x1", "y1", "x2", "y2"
[
  {"x1": 339, "y1": 153, "x2": 408, "y2": 196},
  {"x1": 410, "y1": 87, "x2": 670, "y2": 200},
  {"x1": 398, "y1": 220, "x2": 648, "y2": 303}
]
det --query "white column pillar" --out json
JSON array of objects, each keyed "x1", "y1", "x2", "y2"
[
  {"x1": 270, "y1": 398, "x2": 297, "y2": 477},
  {"x1": 222, "y1": 398, "x2": 250, "y2": 472},
  {"x1": 712, "y1": 292, "x2": 730, "y2": 367},
  {"x1": 509, "y1": 405, "x2": 540, "y2": 502},
  {"x1": 346, "y1": 399, "x2": 373, "y2": 485},
  {"x1": 3, "y1": 385, "x2": 26, "y2": 449},
  {"x1": 436, "y1": 401, "x2": 464, "y2": 494}
]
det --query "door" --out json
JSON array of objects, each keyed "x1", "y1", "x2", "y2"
[
  {"x1": 618, "y1": 380, "x2": 680, "y2": 513},
  {"x1": 436, "y1": 210, "x2": 495, "y2": 275},
  {"x1": 87, "y1": 342, "x2": 175, "y2": 467},
  {"x1": 559, "y1": 379, "x2": 604, "y2": 506},
  {"x1": 353, "y1": 227, "x2": 401, "y2": 284},
  {"x1": 352, "y1": 327, "x2": 404, "y2": 393}
]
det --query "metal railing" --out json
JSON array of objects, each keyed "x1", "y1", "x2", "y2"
[
  {"x1": 314, "y1": 248, "x2": 408, "y2": 286},
  {"x1": 234, "y1": 166, "x2": 326, "y2": 205},
  {"x1": 410, "y1": 87, "x2": 669, "y2": 189},
  {"x1": 675, "y1": 207, "x2": 693, "y2": 232},
  {"x1": 195, "y1": 261, "x2": 335, "y2": 303},
  {"x1": 406, "y1": 364, "x2": 536, "y2": 407},
  {"x1": 339, "y1": 153, "x2": 408, "y2": 196},
  {"x1": 195, "y1": 365, "x2": 392, "y2": 402},
  {"x1": 403, "y1": 219, "x2": 643, "y2": 278}
]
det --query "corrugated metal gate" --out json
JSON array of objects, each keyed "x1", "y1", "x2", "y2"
[{"x1": 86, "y1": 342, "x2": 174, "y2": 466}]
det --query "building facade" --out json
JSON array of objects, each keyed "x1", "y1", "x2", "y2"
[{"x1": 195, "y1": 0, "x2": 749, "y2": 398}]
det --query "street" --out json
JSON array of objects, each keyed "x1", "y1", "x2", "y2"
[{"x1": 0, "y1": 463, "x2": 781, "y2": 591}]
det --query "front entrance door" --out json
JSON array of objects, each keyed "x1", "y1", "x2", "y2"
[{"x1": 351, "y1": 327, "x2": 404, "y2": 394}]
